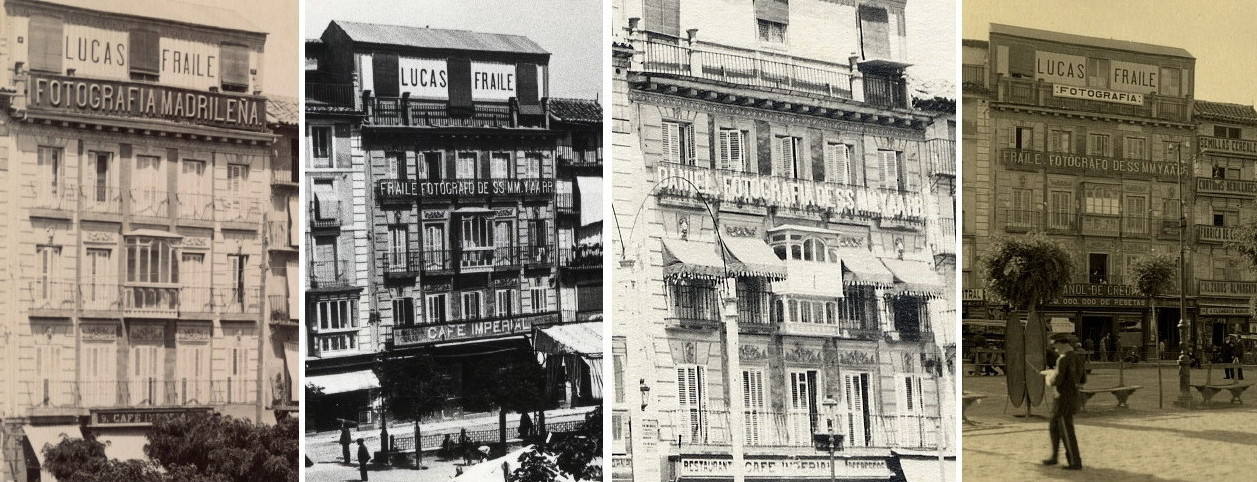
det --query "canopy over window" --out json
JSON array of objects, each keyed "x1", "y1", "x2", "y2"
[
  {"x1": 306, "y1": 370, "x2": 379, "y2": 395},
  {"x1": 662, "y1": 237, "x2": 726, "y2": 280},
  {"x1": 722, "y1": 237, "x2": 787, "y2": 280},
  {"x1": 880, "y1": 258, "x2": 946, "y2": 296},
  {"x1": 839, "y1": 249, "x2": 894, "y2": 287}
]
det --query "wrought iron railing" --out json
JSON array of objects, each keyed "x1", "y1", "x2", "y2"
[{"x1": 639, "y1": 40, "x2": 856, "y2": 100}]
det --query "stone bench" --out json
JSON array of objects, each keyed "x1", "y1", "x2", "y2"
[
  {"x1": 1190, "y1": 383, "x2": 1252, "y2": 406},
  {"x1": 1079, "y1": 385, "x2": 1142, "y2": 410},
  {"x1": 962, "y1": 392, "x2": 987, "y2": 424}
]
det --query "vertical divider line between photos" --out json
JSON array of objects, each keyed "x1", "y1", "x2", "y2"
[
  {"x1": 296, "y1": 3, "x2": 308, "y2": 463},
  {"x1": 600, "y1": 0, "x2": 615, "y2": 471},
  {"x1": 952, "y1": 1, "x2": 964, "y2": 477}
]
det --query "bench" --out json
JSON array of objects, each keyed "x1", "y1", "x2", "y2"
[
  {"x1": 1079, "y1": 385, "x2": 1142, "y2": 410},
  {"x1": 962, "y1": 392, "x2": 986, "y2": 424},
  {"x1": 1192, "y1": 363, "x2": 1253, "y2": 406}
]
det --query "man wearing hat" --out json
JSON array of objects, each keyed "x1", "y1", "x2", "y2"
[{"x1": 1044, "y1": 332, "x2": 1085, "y2": 470}]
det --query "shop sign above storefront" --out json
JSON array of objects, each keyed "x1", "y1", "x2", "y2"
[
  {"x1": 394, "y1": 57, "x2": 522, "y2": 101},
  {"x1": 1000, "y1": 149, "x2": 1186, "y2": 180},
  {"x1": 675, "y1": 456, "x2": 892, "y2": 479},
  {"x1": 27, "y1": 73, "x2": 267, "y2": 131},
  {"x1": 393, "y1": 312, "x2": 558, "y2": 346},
  {"x1": 376, "y1": 178, "x2": 555, "y2": 198},
  {"x1": 91, "y1": 408, "x2": 213, "y2": 427},
  {"x1": 1200, "y1": 136, "x2": 1257, "y2": 156}
]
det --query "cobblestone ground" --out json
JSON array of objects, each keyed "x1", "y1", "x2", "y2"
[{"x1": 964, "y1": 366, "x2": 1257, "y2": 481}]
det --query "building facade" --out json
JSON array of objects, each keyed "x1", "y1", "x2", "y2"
[
  {"x1": 304, "y1": 21, "x2": 604, "y2": 432},
  {"x1": 0, "y1": 0, "x2": 292, "y2": 479},
  {"x1": 611, "y1": 1, "x2": 955, "y2": 480},
  {"x1": 962, "y1": 24, "x2": 1201, "y2": 359}
]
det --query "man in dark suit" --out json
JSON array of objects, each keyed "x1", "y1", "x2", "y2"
[
  {"x1": 357, "y1": 438, "x2": 371, "y2": 481},
  {"x1": 1044, "y1": 333, "x2": 1086, "y2": 470},
  {"x1": 339, "y1": 422, "x2": 353, "y2": 464}
]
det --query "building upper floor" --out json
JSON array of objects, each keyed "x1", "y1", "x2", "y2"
[
  {"x1": 3, "y1": 0, "x2": 271, "y2": 134},
  {"x1": 964, "y1": 24, "x2": 1196, "y2": 124},
  {"x1": 305, "y1": 20, "x2": 551, "y2": 128},
  {"x1": 616, "y1": 0, "x2": 916, "y2": 109}
]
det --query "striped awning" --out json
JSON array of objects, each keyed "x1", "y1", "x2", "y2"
[
  {"x1": 534, "y1": 322, "x2": 603, "y2": 356},
  {"x1": 662, "y1": 238, "x2": 726, "y2": 280},
  {"x1": 722, "y1": 237, "x2": 787, "y2": 280},
  {"x1": 880, "y1": 258, "x2": 946, "y2": 296},
  {"x1": 839, "y1": 250, "x2": 894, "y2": 287}
]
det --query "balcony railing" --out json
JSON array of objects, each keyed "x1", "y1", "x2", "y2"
[
  {"x1": 272, "y1": 166, "x2": 298, "y2": 186},
  {"x1": 1004, "y1": 209, "x2": 1180, "y2": 239},
  {"x1": 556, "y1": 193, "x2": 575, "y2": 214},
  {"x1": 309, "y1": 199, "x2": 343, "y2": 229},
  {"x1": 381, "y1": 252, "x2": 421, "y2": 278},
  {"x1": 129, "y1": 188, "x2": 170, "y2": 218},
  {"x1": 559, "y1": 245, "x2": 602, "y2": 269},
  {"x1": 216, "y1": 195, "x2": 262, "y2": 224},
  {"x1": 309, "y1": 260, "x2": 353, "y2": 289},
  {"x1": 27, "y1": 280, "x2": 76, "y2": 311},
  {"x1": 667, "y1": 282, "x2": 721, "y2": 326},
  {"x1": 1199, "y1": 280, "x2": 1257, "y2": 298},
  {"x1": 1196, "y1": 176, "x2": 1257, "y2": 198},
  {"x1": 864, "y1": 74, "x2": 908, "y2": 109},
  {"x1": 640, "y1": 40, "x2": 855, "y2": 100},
  {"x1": 422, "y1": 250, "x2": 453, "y2": 274},
  {"x1": 268, "y1": 294, "x2": 293, "y2": 323},
  {"x1": 176, "y1": 192, "x2": 216, "y2": 221},
  {"x1": 216, "y1": 287, "x2": 262, "y2": 315},
  {"x1": 81, "y1": 185, "x2": 123, "y2": 214},
  {"x1": 522, "y1": 245, "x2": 554, "y2": 268},
  {"x1": 25, "y1": 378, "x2": 258, "y2": 409},
  {"x1": 366, "y1": 96, "x2": 542, "y2": 128},
  {"x1": 494, "y1": 246, "x2": 522, "y2": 269},
  {"x1": 962, "y1": 64, "x2": 986, "y2": 90},
  {"x1": 664, "y1": 409, "x2": 943, "y2": 451},
  {"x1": 1196, "y1": 224, "x2": 1243, "y2": 244},
  {"x1": 122, "y1": 285, "x2": 180, "y2": 315},
  {"x1": 81, "y1": 282, "x2": 121, "y2": 311},
  {"x1": 996, "y1": 76, "x2": 1191, "y2": 123},
  {"x1": 305, "y1": 82, "x2": 360, "y2": 112},
  {"x1": 926, "y1": 138, "x2": 955, "y2": 177},
  {"x1": 267, "y1": 220, "x2": 296, "y2": 249},
  {"x1": 25, "y1": 181, "x2": 76, "y2": 211},
  {"x1": 180, "y1": 286, "x2": 216, "y2": 313},
  {"x1": 930, "y1": 217, "x2": 956, "y2": 256},
  {"x1": 558, "y1": 148, "x2": 601, "y2": 167}
]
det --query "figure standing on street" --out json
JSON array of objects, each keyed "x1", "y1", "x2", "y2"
[
  {"x1": 340, "y1": 422, "x2": 353, "y2": 465},
  {"x1": 1044, "y1": 333, "x2": 1085, "y2": 470},
  {"x1": 1223, "y1": 337, "x2": 1235, "y2": 379},
  {"x1": 1100, "y1": 334, "x2": 1111, "y2": 361},
  {"x1": 357, "y1": 438, "x2": 371, "y2": 481},
  {"x1": 1230, "y1": 335, "x2": 1245, "y2": 380}
]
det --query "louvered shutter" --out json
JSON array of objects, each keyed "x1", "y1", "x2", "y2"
[
  {"x1": 827, "y1": 143, "x2": 851, "y2": 184},
  {"x1": 743, "y1": 369, "x2": 764, "y2": 445},
  {"x1": 220, "y1": 43, "x2": 250, "y2": 89},
  {"x1": 1008, "y1": 45, "x2": 1034, "y2": 77},
  {"x1": 778, "y1": 137, "x2": 796, "y2": 178},
  {"x1": 28, "y1": 16, "x2": 63, "y2": 73},
  {"x1": 662, "y1": 122, "x2": 681, "y2": 164},
  {"x1": 516, "y1": 63, "x2": 541, "y2": 115},
  {"x1": 447, "y1": 57, "x2": 473, "y2": 111},
  {"x1": 881, "y1": 150, "x2": 899, "y2": 189},
  {"x1": 730, "y1": 131, "x2": 744, "y2": 172},
  {"x1": 858, "y1": 5, "x2": 889, "y2": 59},
  {"x1": 130, "y1": 31, "x2": 160, "y2": 75},
  {"x1": 718, "y1": 129, "x2": 732, "y2": 170},
  {"x1": 755, "y1": 0, "x2": 790, "y2": 24},
  {"x1": 372, "y1": 53, "x2": 399, "y2": 98}
]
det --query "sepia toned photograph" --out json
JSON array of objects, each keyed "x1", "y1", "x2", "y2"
[
  {"x1": 0, "y1": 0, "x2": 300, "y2": 481},
  {"x1": 962, "y1": 0, "x2": 1257, "y2": 480},
  {"x1": 610, "y1": 0, "x2": 958, "y2": 481},
  {"x1": 301, "y1": 0, "x2": 604, "y2": 480}
]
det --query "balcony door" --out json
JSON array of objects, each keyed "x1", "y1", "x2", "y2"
[
  {"x1": 490, "y1": 152, "x2": 511, "y2": 179},
  {"x1": 844, "y1": 372, "x2": 872, "y2": 447},
  {"x1": 456, "y1": 152, "x2": 478, "y2": 180},
  {"x1": 742, "y1": 368, "x2": 766, "y2": 446},
  {"x1": 896, "y1": 374, "x2": 928, "y2": 448},
  {"x1": 179, "y1": 159, "x2": 211, "y2": 219},
  {"x1": 84, "y1": 248, "x2": 113, "y2": 309},
  {"x1": 425, "y1": 293, "x2": 448, "y2": 324},
  {"x1": 461, "y1": 291, "x2": 483, "y2": 321},
  {"x1": 312, "y1": 179, "x2": 335, "y2": 220},
  {"x1": 423, "y1": 152, "x2": 443, "y2": 181},
  {"x1": 34, "y1": 342, "x2": 66, "y2": 406},
  {"x1": 133, "y1": 154, "x2": 166, "y2": 217},
  {"x1": 1089, "y1": 253, "x2": 1109, "y2": 284},
  {"x1": 129, "y1": 334, "x2": 164, "y2": 405},
  {"x1": 81, "y1": 338, "x2": 117, "y2": 406},
  {"x1": 423, "y1": 223, "x2": 446, "y2": 269},
  {"x1": 460, "y1": 216, "x2": 493, "y2": 269},
  {"x1": 858, "y1": 5, "x2": 890, "y2": 60},
  {"x1": 788, "y1": 370, "x2": 819, "y2": 445},
  {"x1": 676, "y1": 365, "x2": 707, "y2": 444},
  {"x1": 388, "y1": 225, "x2": 410, "y2": 270},
  {"x1": 176, "y1": 335, "x2": 211, "y2": 404},
  {"x1": 37, "y1": 146, "x2": 62, "y2": 196},
  {"x1": 85, "y1": 151, "x2": 113, "y2": 208},
  {"x1": 36, "y1": 244, "x2": 61, "y2": 303}
]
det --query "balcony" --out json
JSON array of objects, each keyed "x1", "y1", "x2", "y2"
[
  {"x1": 666, "y1": 282, "x2": 722, "y2": 330},
  {"x1": 81, "y1": 282, "x2": 121, "y2": 312},
  {"x1": 556, "y1": 193, "x2": 575, "y2": 214},
  {"x1": 267, "y1": 220, "x2": 297, "y2": 251},
  {"x1": 522, "y1": 245, "x2": 554, "y2": 269},
  {"x1": 27, "y1": 280, "x2": 76, "y2": 312},
  {"x1": 24, "y1": 378, "x2": 258, "y2": 409},
  {"x1": 272, "y1": 166, "x2": 299, "y2": 187},
  {"x1": 181, "y1": 286, "x2": 215, "y2": 313},
  {"x1": 558, "y1": 245, "x2": 602, "y2": 270},
  {"x1": 130, "y1": 189, "x2": 171, "y2": 218},
  {"x1": 962, "y1": 64, "x2": 987, "y2": 91},
  {"x1": 305, "y1": 82, "x2": 360, "y2": 113},
  {"x1": 375, "y1": 177, "x2": 556, "y2": 202},
  {"x1": 25, "y1": 181, "x2": 76, "y2": 213},
  {"x1": 421, "y1": 250, "x2": 454, "y2": 275},
  {"x1": 558, "y1": 148, "x2": 601, "y2": 168},
  {"x1": 217, "y1": 287, "x2": 262, "y2": 315},
  {"x1": 664, "y1": 408, "x2": 732, "y2": 447},
  {"x1": 929, "y1": 217, "x2": 956, "y2": 256},
  {"x1": 863, "y1": 74, "x2": 908, "y2": 109},
  {"x1": 122, "y1": 285, "x2": 180, "y2": 317},
  {"x1": 309, "y1": 260, "x2": 354, "y2": 290},
  {"x1": 1197, "y1": 224, "x2": 1243, "y2": 244},
  {"x1": 81, "y1": 185, "x2": 123, "y2": 215},
  {"x1": 996, "y1": 76, "x2": 1191, "y2": 123},
  {"x1": 926, "y1": 139, "x2": 955, "y2": 177},
  {"x1": 381, "y1": 252, "x2": 421, "y2": 279},
  {"x1": 309, "y1": 199, "x2": 343, "y2": 230},
  {"x1": 639, "y1": 40, "x2": 854, "y2": 100},
  {"x1": 494, "y1": 246, "x2": 522, "y2": 270},
  {"x1": 365, "y1": 96, "x2": 544, "y2": 129},
  {"x1": 1197, "y1": 176, "x2": 1257, "y2": 198},
  {"x1": 1199, "y1": 280, "x2": 1257, "y2": 298},
  {"x1": 270, "y1": 294, "x2": 295, "y2": 325},
  {"x1": 1004, "y1": 210, "x2": 1180, "y2": 239},
  {"x1": 216, "y1": 195, "x2": 262, "y2": 225},
  {"x1": 176, "y1": 192, "x2": 216, "y2": 221}
]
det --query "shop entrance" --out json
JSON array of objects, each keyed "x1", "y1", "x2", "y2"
[{"x1": 1080, "y1": 316, "x2": 1114, "y2": 360}]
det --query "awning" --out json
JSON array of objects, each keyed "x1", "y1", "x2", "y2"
[
  {"x1": 898, "y1": 455, "x2": 956, "y2": 482},
  {"x1": 452, "y1": 206, "x2": 495, "y2": 214},
  {"x1": 306, "y1": 370, "x2": 379, "y2": 395},
  {"x1": 97, "y1": 431, "x2": 148, "y2": 461},
  {"x1": 839, "y1": 249, "x2": 894, "y2": 287},
  {"x1": 577, "y1": 176, "x2": 602, "y2": 226},
  {"x1": 776, "y1": 261, "x2": 844, "y2": 298},
  {"x1": 535, "y1": 322, "x2": 603, "y2": 356},
  {"x1": 284, "y1": 342, "x2": 299, "y2": 401},
  {"x1": 122, "y1": 229, "x2": 182, "y2": 238},
  {"x1": 722, "y1": 237, "x2": 787, "y2": 280},
  {"x1": 586, "y1": 356, "x2": 604, "y2": 399},
  {"x1": 881, "y1": 258, "x2": 946, "y2": 296},
  {"x1": 662, "y1": 237, "x2": 726, "y2": 279},
  {"x1": 23, "y1": 424, "x2": 81, "y2": 464}
]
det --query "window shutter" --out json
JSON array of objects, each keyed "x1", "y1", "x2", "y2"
[
  {"x1": 220, "y1": 43, "x2": 250, "y2": 89},
  {"x1": 129, "y1": 31, "x2": 160, "y2": 75},
  {"x1": 754, "y1": 0, "x2": 789, "y2": 24},
  {"x1": 661, "y1": 0, "x2": 681, "y2": 37},
  {"x1": 662, "y1": 122, "x2": 678, "y2": 163},
  {"x1": 372, "y1": 53, "x2": 399, "y2": 98},
  {"x1": 28, "y1": 16, "x2": 63, "y2": 73},
  {"x1": 685, "y1": 124, "x2": 696, "y2": 166},
  {"x1": 730, "y1": 131, "x2": 744, "y2": 171},
  {"x1": 778, "y1": 137, "x2": 795, "y2": 178},
  {"x1": 447, "y1": 57, "x2": 473, "y2": 111},
  {"x1": 516, "y1": 63, "x2": 541, "y2": 114},
  {"x1": 1008, "y1": 45, "x2": 1034, "y2": 77},
  {"x1": 858, "y1": 5, "x2": 890, "y2": 59}
]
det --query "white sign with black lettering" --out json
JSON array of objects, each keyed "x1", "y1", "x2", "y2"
[
  {"x1": 160, "y1": 37, "x2": 219, "y2": 91},
  {"x1": 1035, "y1": 51, "x2": 1086, "y2": 86},
  {"x1": 1109, "y1": 60, "x2": 1159, "y2": 94},
  {"x1": 62, "y1": 24, "x2": 128, "y2": 78},
  {"x1": 1052, "y1": 84, "x2": 1144, "y2": 106},
  {"x1": 471, "y1": 61, "x2": 516, "y2": 101},
  {"x1": 398, "y1": 57, "x2": 448, "y2": 98}
]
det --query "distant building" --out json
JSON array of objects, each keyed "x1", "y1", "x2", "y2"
[{"x1": 0, "y1": 0, "x2": 292, "y2": 479}]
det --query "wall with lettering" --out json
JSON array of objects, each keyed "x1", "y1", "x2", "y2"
[
  {"x1": 63, "y1": 23, "x2": 129, "y2": 78},
  {"x1": 990, "y1": 33, "x2": 1194, "y2": 99},
  {"x1": 398, "y1": 57, "x2": 448, "y2": 98},
  {"x1": 160, "y1": 37, "x2": 220, "y2": 91}
]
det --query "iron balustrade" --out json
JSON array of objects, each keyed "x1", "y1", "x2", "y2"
[
  {"x1": 559, "y1": 245, "x2": 602, "y2": 268},
  {"x1": 176, "y1": 192, "x2": 216, "y2": 220},
  {"x1": 556, "y1": 193, "x2": 575, "y2": 213},
  {"x1": 367, "y1": 96, "x2": 533, "y2": 128},
  {"x1": 639, "y1": 40, "x2": 855, "y2": 100},
  {"x1": 961, "y1": 64, "x2": 986, "y2": 89},
  {"x1": 27, "y1": 280, "x2": 76, "y2": 311},
  {"x1": 180, "y1": 286, "x2": 216, "y2": 313},
  {"x1": 267, "y1": 220, "x2": 296, "y2": 249},
  {"x1": 215, "y1": 195, "x2": 262, "y2": 224},
  {"x1": 217, "y1": 287, "x2": 262, "y2": 314},
  {"x1": 27, "y1": 378, "x2": 259, "y2": 409},
  {"x1": 81, "y1": 184, "x2": 123, "y2": 214},
  {"x1": 664, "y1": 408, "x2": 731, "y2": 446},
  {"x1": 996, "y1": 77, "x2": 1191, "y2": 122},
  {"x1": 421, "y1": 250, "x2": 453, "y2": 273},
  {"x1": 309, "y1": 260, "x2": 353, "y2": 289},
  {"x1": 305, "y1": 82, "x2": 358, "y2": 109},
  {"x1": 80, "y1": 282, "x2": 121, "y2": 311},
  {"x1": 493, "y1": 246, "x2": 522, "y2": 268},
  {"x1": 380, "y1": 251, "x2": 422, "y2": 277},
  {"x1": 459, "y1": 247, "x2": 495, "y2": 270},
  {"x1": 863, "y1": 74, "x2": 908, "y2": 109},
  {"x1": 270, "y1": 294, "x2": 294, "y2": 323},
  {"x1": 25, "y1": 181, "x2": 77, "y2": 211},
  {"x1": 129, "y1": 188, "x2": 170, "y2": 218},
  {"x1": 309, "y1": 199, "x2": 343, "y2": 229},
  {"x1": 272, "y1": 166, "x2": 298, "y2": 185},
  {"x1": 522, "y1": 244, "x2": 554, "y2": 268}
]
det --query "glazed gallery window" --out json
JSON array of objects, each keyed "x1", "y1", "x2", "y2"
[
  {"x1": 126, "y1": 237, "x2": 178, "y2": 284},
  {"x1": 662, "y1": 120, "x2": 695, "y2": 165},
  {"x1": 1123, "y1": 137, "x2": 1147, "y2": 160},
  {"x1": 37, "y1": 146, "x2": 62, "y2": 193},
  {"x1": 461, "y1": 216, "x2": 493, "y2": 248},
  {"x1": 717, "y1": 128, "x2": 747, "y2": 172},
  {"x1": 315, "y1": 298, "x2": 356, "y2": 331},
  {"x1": 319, "y1": 334, "x2": 355, "y2": 353},
  {"x1": 757, "y1": 20, "x2": 787, "y2": 45},
  {"x1": 825, "y1": 143, "x2": 853, "y2": 184},
  {"x1": 1083, "y1": 184, "x2": 1121, "y2": 215},
  {"x1": 1087, "y1": 133, "x2": 1110, "y2": 156},
  {"x1": 676, "y1": 365, "x2": 708, "y2": 443},
  {"x1": 310, "y1": 126, "x2": 332, "y2": 167},
  {"x1": 456, "y1": 152, "x2": 478, "y2": 179},
  {"x1": 426, "y1": 294, "x2": 448, "y2": 324}
]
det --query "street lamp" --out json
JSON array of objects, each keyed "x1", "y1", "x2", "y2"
[{"x1": 822, "y1": 398, "x2": 841, "y2": 482}]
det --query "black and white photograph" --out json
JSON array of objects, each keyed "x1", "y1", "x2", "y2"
[
  {"x1": 610, "y1": 0, "x2": 958, "y2": 481},
  {"x1": 301, "y1": 0, "x2": 604, "y2": 480},
  {"x1": 963, "y1": 1, "x2": 1257, "y2": 479}
]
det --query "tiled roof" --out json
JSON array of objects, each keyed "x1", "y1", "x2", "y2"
[
  {"x1": 1195, "y1": 100, "x2": 1257, "y2": 124},
  {"x1": 548, "y1": 98, "x2": 601, "y2": 124},
  {"x1": 267, "y1": 96, "x2": 299, "y2": 126},
  {"x1": 330, "y1": 20, "x2": 548, "y2": 56},
  {"x1": 43, "y1": 0, "x2": 261, "y2": 34},
  {"x1": 991, "y1": 23, "x2": 1193, "y2": 59}
]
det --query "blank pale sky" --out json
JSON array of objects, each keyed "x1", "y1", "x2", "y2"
[
  {"x1": 305, "y1": 0, "x2": 603, "y2": 99},
  {"x1": 178, "y1": 0, "x2": 298, "y2": 97},
  {"x1": 905, "y1": 0, "x2": 956, "y2": 95},
  {"x1": 964, "y1": 0, "x2": 1257, "y2": 105}
]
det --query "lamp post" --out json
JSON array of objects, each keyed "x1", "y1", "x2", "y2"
[{"x1": 822, "y1": 398, "x2": 841, "y2": 482}]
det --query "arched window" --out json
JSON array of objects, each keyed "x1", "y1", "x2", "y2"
[
  {"x1": 803, "y1": 240, "x2": 815, "y2": 261},
  {"x1": 791, "y1": 244, "x2": 802, "y2": 260}
]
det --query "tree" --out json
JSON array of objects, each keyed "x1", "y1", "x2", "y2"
[
  {"x1": 1132, "y1": 255, "x2": 1177, "y2": 353},
  {"x1": 983, "y1": 235, "x2": 1073, "y2": 412},
  {"x1": 373, "y1": 350, "x2": 452, "y2": 468},
  {"x1": 465, "y1": 350, "x2": 551, "y2": 456},
  {"x1": 509, "y1": 406, "x2": 602, "y2": 482},
  {"x1": 1225, "y1": 222, "x2": 1257, "y2": 270}
]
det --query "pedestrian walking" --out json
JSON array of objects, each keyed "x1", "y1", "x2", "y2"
[
  {"x1": 339, "y1": 422, "x2": 353, "y2": 465},
  {"x1": 459, "y1": 428, "x2": 473, "y2": 465},
  {"x1": 357, "y1": 438, "x2": 371, "y2": 481},
  {"x1": 1231, "y1": 335, "x2": 1245, "y2": 380},
  {"x1": 1044, "y1": 333, "x2": 1085, "y2": 471},
  {"x1": 1100, "y1": 334, "x2": 1110, "y2": 361},
  {"x1": 1223, "y1": 337, "x2": 1236, "y2": 379}
]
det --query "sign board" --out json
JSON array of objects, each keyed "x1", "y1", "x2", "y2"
[
  {"x1": 63, "y1": 24, "x2": 129, "y2": 79},
  {"x1": 1200, "y1": 136, "x2": 1257, "y2": 156},
  {"x1": 398, "y1": 57, "x2": 448, "y2": 98},
  {"x1": 1109, "y1": 60, "x2": 1159, "y2": 94},
  {"x1": 1000, "y1": 149, "x2": 1186, "y2": 181},
  {"x1": 1052, "y1": 297, "x2": 1145, "y2": 308},
  {"x1": 27, "y1": 73, "x2": 267, "y2": 131},
  {"x1": 392, "y1": 313, "x2": 557, "y2": 346},
  {"x1": 1035, "y1": 51, "x2": 1087, "y2": 86},
  {"x1": 611, "y1": 455, "x2": 633, "y2": 480},
  {"x1": 1049, "y1": 317, "x2": 1075, "y2": 333},
  {"x1": 1200, "y1": 305, "x2": 1252, "y2": 317},
  {"x1": 1199, "y1": 280, "x2": 1257, "y2": 298},
  {"x1": 471, "y1": 61, "x2": 516, "y2": 101},
  {"x1": 675, "y1": 456, "x2": 892, "y2": 480},
  {"x1": 656, "y1": 164, "x2": 925, "y2": 223},
  {"x1": 160, "y1": 37, "x2": 220, "y2": 91},
  {"x1": 376, "y1": 178, "x2": 555, "y2": 198},
  {"x1": 91, "y1": 408, "x2": 212, "y2": 427},
  {"x1": 1051, "y1": 84, "x2": 1144, "y2": 106}
]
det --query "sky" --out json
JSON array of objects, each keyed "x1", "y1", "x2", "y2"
[
  {"x1": 905, "y1": 0, "x2": 957, "y2": 97},
  {"x1": 179, "y1": 0, "x2": 299, "y2": 97},
  {"x1": 305, "y1": 0, "x2": 604, "y2": 99},
  {"x1": 964, "y1": 0, "x2": 1257, "y2": 105}
]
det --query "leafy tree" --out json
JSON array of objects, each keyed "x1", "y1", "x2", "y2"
[
  {"x1": 983, "y1": 235, "x2": 1073, "y2": 410},
  {"x1": 465, "y1": 350, "x2": 551, "y2": 456},
  {"x1": 1132, "y1": 255, "x2": 1176, "y2": 353},
  {"x1": 509, "y1": 406, "x2": 602, "y2": 482},
  {"x1": 1225, "y1": 223, "x2": 1257, "y2": 270},
  {"x1": 373, "y1": 350, "x2": 452, "y2": 467}
]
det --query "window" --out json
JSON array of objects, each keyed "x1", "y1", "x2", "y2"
[
  {"x1": 1214, "y1": 210, "x2": 1236, "y2": 227},
  {"x1": 318, "y1": 333, "x2": 356, "y2": 353},
  {"x1": 1086, "y1": 58, "x2": 1109, "y2": 88},
  {"x1": 129, "y1": 339, "x2": 163, "y2": 404},
  {"x1": 899, "y1": 374, "x2": 926, "y2": 414},
  {"x1": 81, "y1": 341, "x2": 117, "y2": 406},
  {"x1": 37, "y1": 146, "x2": 62, "y2": 194},
  {"x1": 426, "y1": 294, "x2": 448, "y2": 324},
  {"x1": 84, "y1": 248, "x2": 112, "y2": 302},
  {"x1": 668, "y1": 279, "x2": 719, "y2": 322},
  {"x1": 530, "y1": 287, "x2": 549, "y2": 313},
  {"x1": 387, "y1": 225, "x2": 409, "y2": 267},
  {"x1": 126, "y1": 237, "x2": 178, "y2": 283},
  {"x1": 392, "y1": 297, "x2": 415, "y2": 326},
  {"x1": 879, "y1": 149, "x2": 903, "y2": 190},
  {"x1": 423, "y1": 223, "x2": 447, "y2": 269},
  {"x1": 461, "y1": 291, "x2": 483, "y2": 320},
  {"x1": 1214, "y1": 259, "x2": 1242, "y2": 281},
  {"x1": 1015, "y1": 127, "x2": 1033, "y2": 150},
  {"x1": 423, "y1": 152, "x2": 443, "y2": 180},
  {"x1": 662, "y1": 121, "x2": 695, "y2": 165},
  {"x1": 717, "y1": 129, "x2": 746, "y2": 171},
  {"x1": 219, "y1": 43, "x2": 250, "y2": 92},
  {"x1": 456, "y1": 152, "x2": 477, "y2": 179},
  {"x1": 1048, "y1": 191, "x2": 1073, "y2": 230},
  {"x1": 1124, "y1": 195, "x2": 1148, "y2": 235},
  {"x1": 857, "y1": 5, "x2": 890, "y2": 59},
  {"x1": 1083, "y1": 184, "x2": 1120, "y2": 215},
  {"x1": 227, "y1": 164, "x2": 249, "y2": 192},
  {"x1": 315, "y1": 298, "x2": 356, "y2": 330},
  {"x1": 37, "y1": 244, "x2": 61, "y2": 299},
  {"x1": 643, "y1": 0, "x2": 680, "y2": 37},
  {"x1": 1049, "y1": 129, "x2": 1072, "y2": 153},
  {"x1": 676, "y1": 365, "x2": 707, "y2": 443},
  {"x1": 310, "y1": 126, "x2": 332, "y2": 167},
  {"x1": 90, "y1": 152, "x2": 112, "y2": 202},
  {"x1": 228, "y1": 254, "x2": 247, "y2": 304},
  {"x1": 176, "y1": 339, "x2": 210, "y2": 403},
  {"x1": 390, "y1": 152, "x2": 409, "y2": 181},
  {"x1": 743, "y1": 368, "x2": 766, "y2": 445},
  {"x1": 757, "y1": 20, "x2": 787, "y2": 45},
  {"x1": 788, "y1": 370, "x2": 819, "y2": 440},
  {"x1": 522, "y1": 153, "x2": 542, "y2": 178},
  {"x1": 1214, "y1": 125, "x2": 1242, "y2": 139},
  {"x1": 1087, "y1": 133, "x2": 1109, "y2": 156},
  {"x1": 1159, "y1": 67, "x2": 1182, "y2": 97},
  {"x1": 28, "y1": 16, "x2": 63, "y2": 73},
  {"x1": 779, "y1": 137, "x2": 802, "y2": 179},
  {"x1": 826, "y1": 143, "x2": 852, "y2": 184},
  {"x1": 134, "y1": 154, "x2": 164, "y2": 194},
  {"x1": 844, "y1": 372, "x2": 872, "y2": 447},
  {"x1": 460, "y1": 216, "x2": 492, "y2": 248},
  {"x1": 490, "y1": 152, "x2": 511, "y2": 178},
  {"x1": 496, "y1": 289, "x2": 515, "y2": 317},
  {"x1": 1088, "y1": 253, "x2": 1109, "y2": 284},
  {"x1": 1123, "y1": 137, "x2": 1146, "y2": 160},
  {"x1": 1010, "y1": 188, "x2": 1034, "y2": 228}
]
